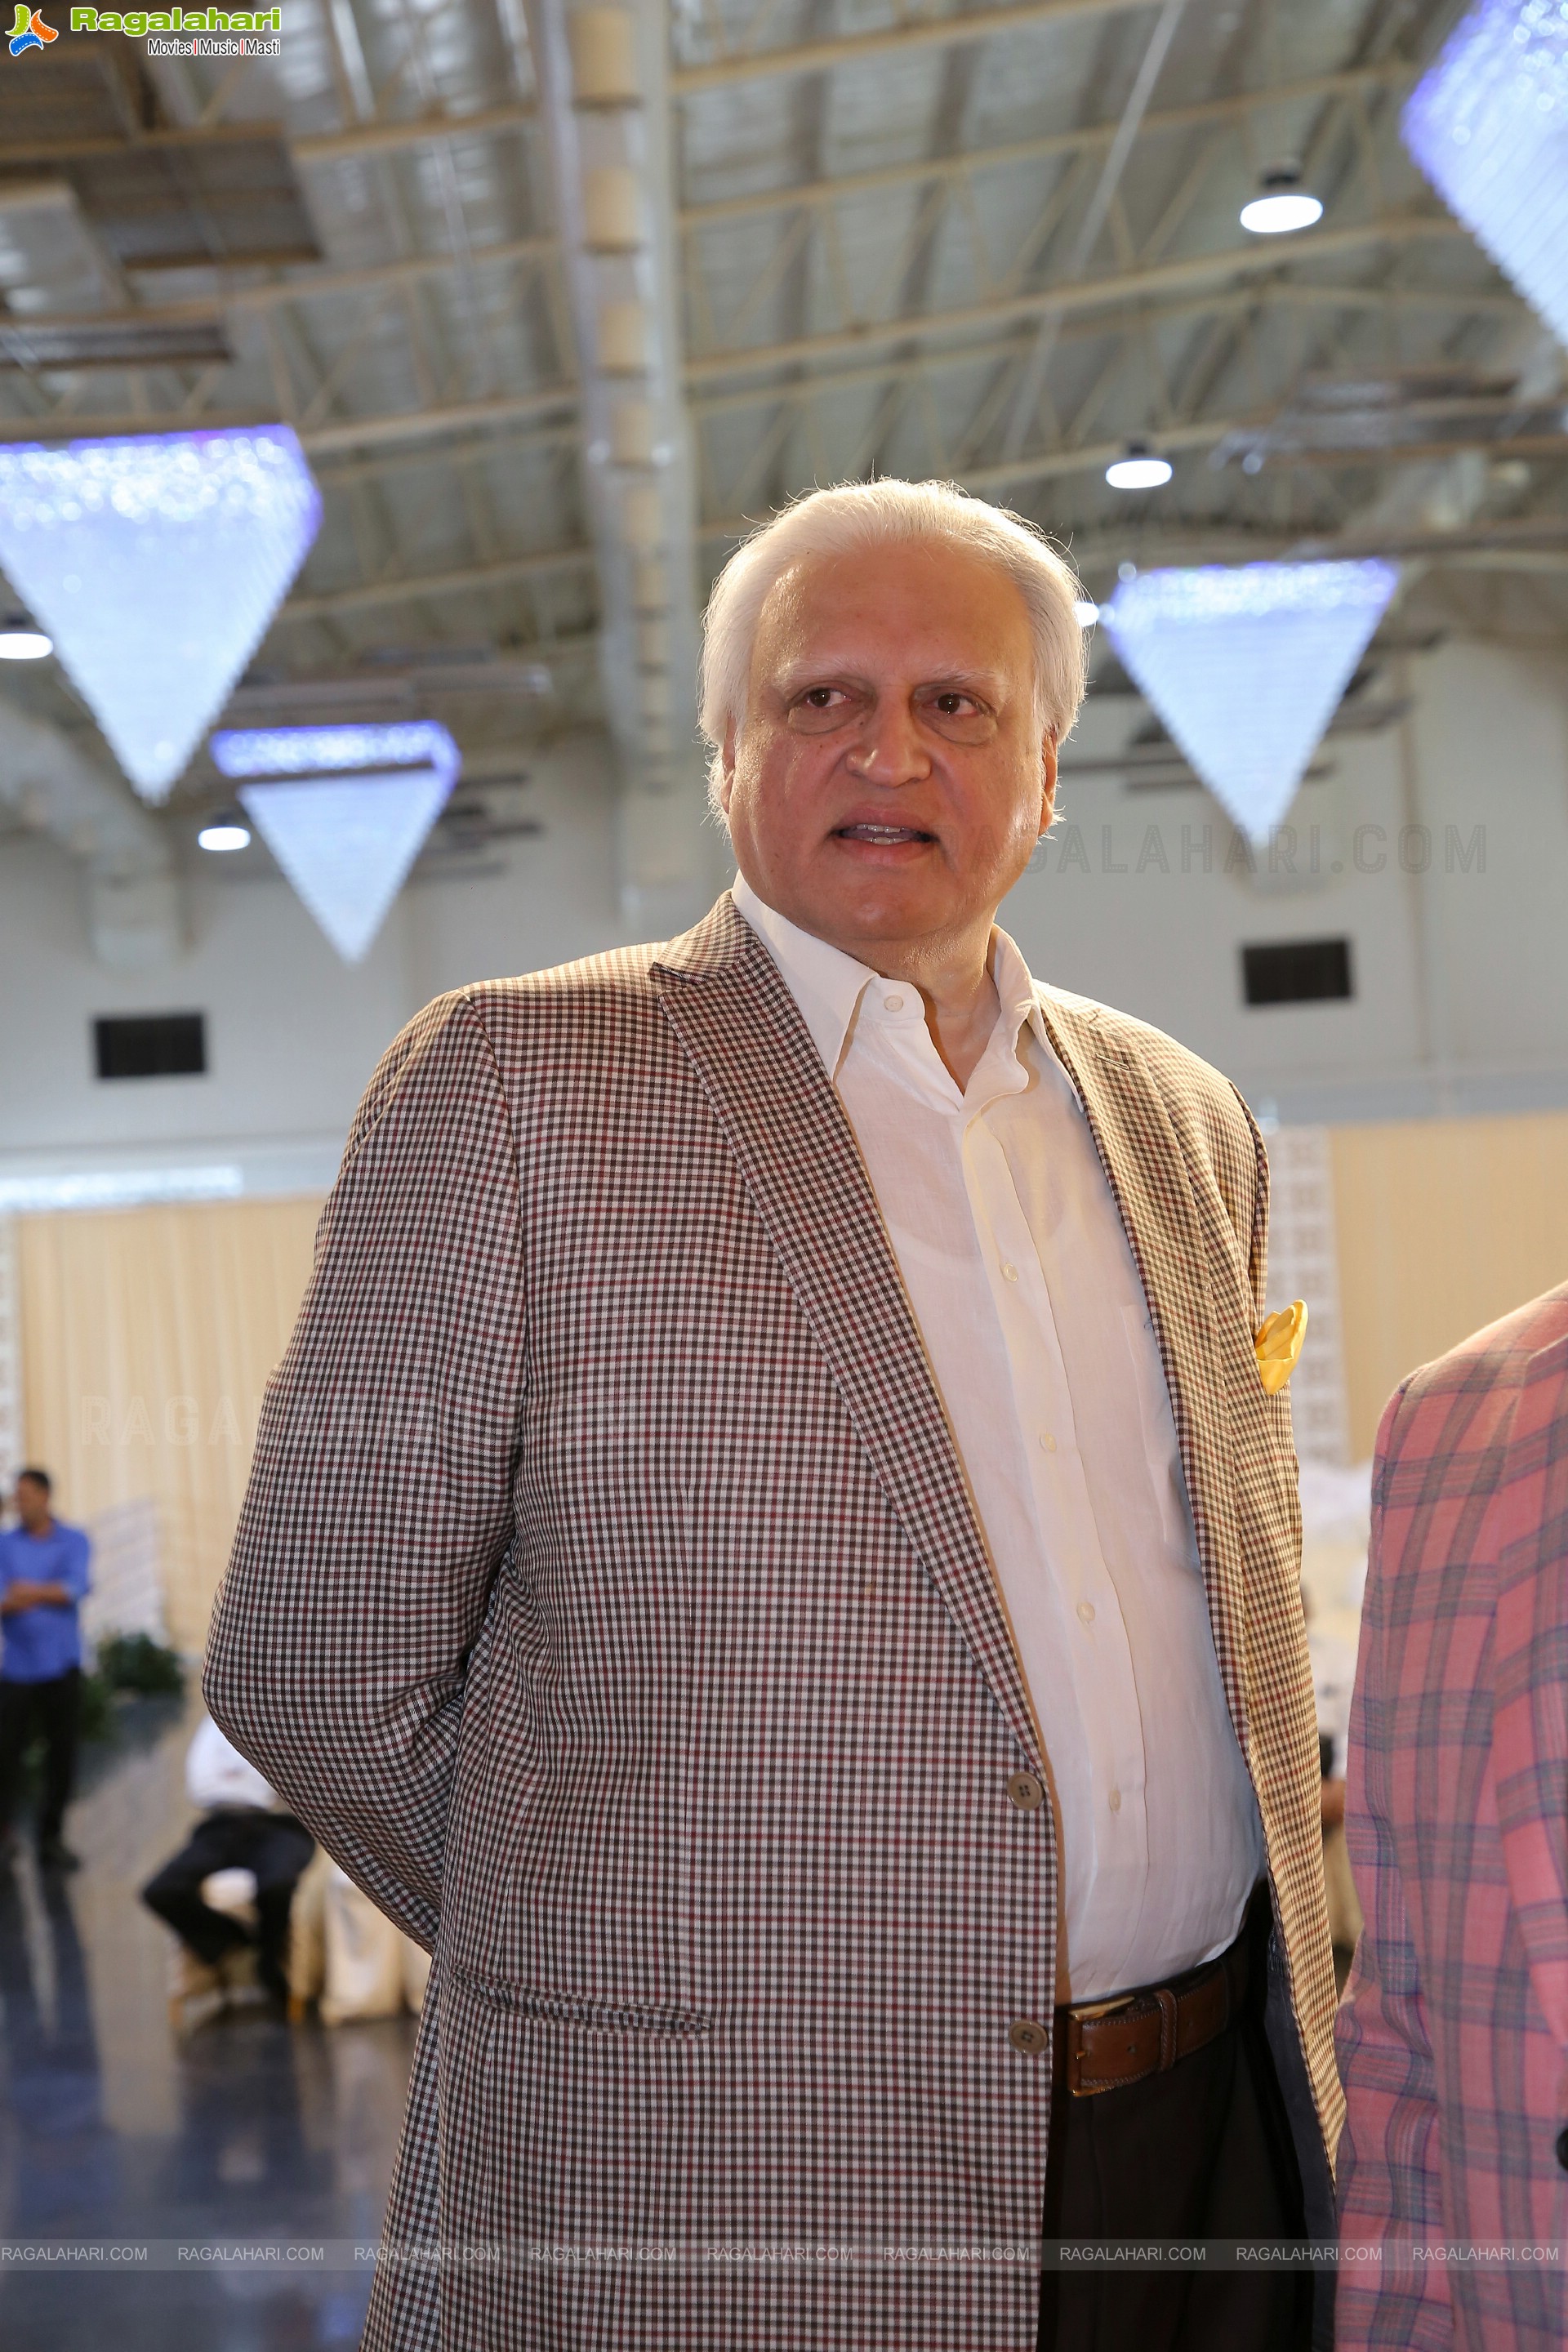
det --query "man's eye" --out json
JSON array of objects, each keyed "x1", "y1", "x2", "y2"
[
  {"x1": 803, "y1": 688, "x2": 840, "y2": 708},
  {"x1": 935, "y1": 693, "x2": 975, "y2": 716}
]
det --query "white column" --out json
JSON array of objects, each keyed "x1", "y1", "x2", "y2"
[{"x1": 1264, "y1": 1125, "x2": 1351, "y2": 1468}]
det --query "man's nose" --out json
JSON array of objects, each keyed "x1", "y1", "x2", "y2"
[{"x1": 844, "y1": 706, "x2": 931, "y2": 784}]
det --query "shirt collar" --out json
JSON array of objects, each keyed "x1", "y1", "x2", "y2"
[{"x1": 731, "y1": 873, "x2": 1047, "y2": 1081}]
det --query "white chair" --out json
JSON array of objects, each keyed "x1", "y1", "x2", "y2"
[{"x1": 287, "y1": 1848, "x2": 430, "y2": 2023}]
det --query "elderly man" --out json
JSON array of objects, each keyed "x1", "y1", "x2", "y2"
[
  {"x1": 1336, "y1": 1283, "x2": 1568, "y2": 2350},
  {"x1": 207, "y1": 480, "x2": 1339, "y2": 2352}
]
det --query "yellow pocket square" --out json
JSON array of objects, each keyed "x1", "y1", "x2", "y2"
[{"x1": 1254, "y1": 1301, "x2": 1308, "y2": 1395}]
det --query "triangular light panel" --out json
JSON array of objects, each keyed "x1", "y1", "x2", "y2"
[
  {"x1": 0, "y1": 428, "x2": 321, "y2": 803},
  {"x1": 1102, "y1": 560, "x2": 1399, "y2": 843},
  {"x1": 1402, "y1": 0, "x2": 1568, "y2": 350},
  {"x1": 238, "y1": 769, "x2": 453, "y2": 964}
]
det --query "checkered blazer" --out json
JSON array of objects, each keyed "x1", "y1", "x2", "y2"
[
  {"x1": 206, "y1": 893, "x2": 1339, "y2": 2351},
  {"x1": 1336, "y1": 1284, "x2": 1568, "y2": 2350}
]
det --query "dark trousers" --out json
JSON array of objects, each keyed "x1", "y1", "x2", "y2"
[
  {"x1": 1038, "y1": 1898, "x2": 1311, "y2": 2352},
  {"x1": 0, "y1": 1668, "x2": 81, "y2": 1846},
  {"x1": 141, "y1": 1810, "x2": 314, "y2": 2001}
]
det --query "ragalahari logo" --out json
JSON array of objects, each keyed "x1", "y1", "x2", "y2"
[{"x1": 8, "y1": 3, "x2": 58, "y2": 48}]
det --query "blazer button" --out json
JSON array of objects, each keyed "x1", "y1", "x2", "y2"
[
  {"x1": 1007, "y1": 1771, "x2": 1046, "y2": 1812},
  {"x1": 1009, "y1": 2019, "x2": 1049, "y2": 2056},
  {"x1": 1557, "y1": 2127, "x2": 1568, "y2": 2173}
]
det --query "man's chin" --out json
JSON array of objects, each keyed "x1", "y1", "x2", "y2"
[{"x1": 793, "y1": 870, "x2": 955, "y2": 946}]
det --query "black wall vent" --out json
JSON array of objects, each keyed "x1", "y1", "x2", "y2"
[
  {"x1": 1241, "y1": 939, "x2": 1353, "y2": 1008},
  {"x1": 94, "y1": 1013, "x2": 207, "y2": 1081}
]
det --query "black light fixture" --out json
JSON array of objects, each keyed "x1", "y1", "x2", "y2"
[
  {"x1": 198, "y1": 810, "x2": 252, "y2": 853},
  {"x1": 0, "y1": 608, "x2": 51, "y2": 661},
  {"x1": 1241, "y1": 164, "x2": 1324, "y2": 236}
]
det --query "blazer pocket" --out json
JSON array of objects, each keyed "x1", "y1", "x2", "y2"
[{"x1": 450, "y1": 1967, "x2": 713, "y2": 2038}]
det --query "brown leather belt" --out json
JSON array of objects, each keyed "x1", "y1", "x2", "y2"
[{"x1": 1056, "y1": 1928, "x2": 1250, "y2": 2098}]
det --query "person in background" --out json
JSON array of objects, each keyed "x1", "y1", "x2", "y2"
[
  {"x1": 0, "y1": 1467, "x2": 91, "y2": 1871},
  {"x1": 141, "y1": 1713, "x2": 314, "y2": 2007},
  {"x1": 1336, "y1": 1281, "x2": 1568, "y2": 2349}
]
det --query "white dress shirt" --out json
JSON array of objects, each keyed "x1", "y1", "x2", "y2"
[
  {"x1": 733, "y1": 875, "x2": 1265, "y2": 2001},
  {"x1": 186, "y1": 1713, "x2": 278, "y2": 1812}
]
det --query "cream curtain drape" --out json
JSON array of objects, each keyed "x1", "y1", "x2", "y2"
[
  {"x1": 1331, "y1": 1110, "x2": 1568, "y2": 1455},
  {"x1": 17, "y1": 1196, "x2": 323, "y2": 1650}
]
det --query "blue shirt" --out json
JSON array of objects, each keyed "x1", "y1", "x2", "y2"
[{"x1": 0, "y1": 1522, "x2": 91, "y2": 1683}]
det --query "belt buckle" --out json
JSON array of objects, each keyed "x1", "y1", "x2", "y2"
[
  {"x1": 1066, "y1": 1992, "x2": 1138, "y2": 2099},
  {"x1": 1066, "y1": 1984, "x2": 1181, "y2": 2097}
]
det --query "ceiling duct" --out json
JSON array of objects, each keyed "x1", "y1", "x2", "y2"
[{"x1": 522, "y1": 0, "x2": 718, "y2": 932}]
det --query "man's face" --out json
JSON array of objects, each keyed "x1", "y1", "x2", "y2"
[
  {"x1": 15, "y1": 1477, "x2": 48, "y2": 1532},
  {"x1": 719, "y1": 539, "x2": 1057, "y2": 965}
]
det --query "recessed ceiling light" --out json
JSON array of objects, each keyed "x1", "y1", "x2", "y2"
[
  {"x1": 1241, "y1": 167, "x2": 1323, "y2": 236},
  {"x1": 0, "y1": 626, "x2": 52, "y2": 661},
  {"x1": 1072, "y1": 599, "x2": 1101, "y2": 627},
  {"x1": 198, "y1": 817, "x2": 252, "y2": 853},
  {"x1": 1106, "y1": 443, "x2": 1173, "y2": 491}
]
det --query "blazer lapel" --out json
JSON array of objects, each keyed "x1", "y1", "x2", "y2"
[
  {"x1": 1493, "y1": 1329, "x2": 1568, "y2": 2050},
  {"x1": 1036, "y1": 991, "x2": 1250, "y2": 1751},
  {"x1": 653, "y1": 896, "x2": 1042, "y2": 1771}
]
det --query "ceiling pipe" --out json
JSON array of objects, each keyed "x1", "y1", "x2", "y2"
[
  {"x1": 0, "y1": 698, "x2": 181, "y2": 967},
  {"x1": 521, "y1": 0, "x2": 718, "y2": 931}
]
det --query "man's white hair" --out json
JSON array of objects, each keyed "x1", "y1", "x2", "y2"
[{"x1": 698, "y1": 478, "x2": 1089, "y2": 813}]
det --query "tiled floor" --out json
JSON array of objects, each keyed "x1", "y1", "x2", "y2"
[{"x1": 0, "y1": 1695, "x2": 417, "y2": 2350}]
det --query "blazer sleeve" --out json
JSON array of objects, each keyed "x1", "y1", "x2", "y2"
[
  {"x1": 1333, "y1": 1383, "x2": 1454, "y2": 2348},
  {"x1": 204, "y1": 991, "x2": 526, "y2": 1950}
]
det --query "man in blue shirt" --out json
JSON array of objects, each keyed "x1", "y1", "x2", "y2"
[{"x1": 0, "y1": 1468, "x2": 91, "y2": 1870}]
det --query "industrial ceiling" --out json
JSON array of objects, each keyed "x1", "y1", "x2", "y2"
[{"x1": 0, "y1": 0, "x2": 1562, "y2": 938}]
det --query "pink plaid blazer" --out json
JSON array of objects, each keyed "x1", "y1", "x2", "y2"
[
  {"x1": 1337, "y1": 1282, "x2": 1568, "y2": 2349},
  {"x1": 207, "y1": 895, "x2": 1339, "y2": 2350}
]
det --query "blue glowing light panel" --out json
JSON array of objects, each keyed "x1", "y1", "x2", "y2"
[
  {"x1": 1403, "y1": 0, "x2": 1568, "y2": 349},
  {"x1": 238, "y1": 769, "x2": 455, "y2": 964},
  {"x1": 1102, "y1": 560, "x2": 1399, "y2": 842},
  {"x1": 210, "y1": 719, "x2": 461, "y2": 790},
  {"x1": 0, "y1": 428, "x2": 321, "y2": 803}
]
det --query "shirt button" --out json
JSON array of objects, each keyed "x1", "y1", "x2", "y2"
[
  {"x1": 1006, "y1": 1771, "x2": 1045, "y2": 1813},
  {"x1": 1001, "y1": 1263, "x2": 1018, "y2": 1283},
  {"x1": 1009, "y1": 2019, "x2": 1049, "y2": 2057},
  {"x1": 1039, "y1": 1432, "x2": 1056, "y2": 1453},
  {"x1": 1107, "y1": 1787, "x2": 1122, "y2": 1815},
  {"x1": 884, "y1": 994, "x2": 903, "y2": 1011},
  {"x1": 1076, "y1": 1601, "x2": 1095, "y2": 1628}
]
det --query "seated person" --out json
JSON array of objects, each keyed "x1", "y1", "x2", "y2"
[{"x1": 142, "y1": 1714, "x2": 314, "y2": 2004}]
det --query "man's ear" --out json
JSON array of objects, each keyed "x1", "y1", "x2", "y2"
[
  {"x1": 1038, "y1": 733, "x2": 1060, "y2": 835},
  {"x1": 717, "y1": 722, "x2": 738, "y2": 817}
]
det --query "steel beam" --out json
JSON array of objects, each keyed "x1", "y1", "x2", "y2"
[
  {"x1": 683, "y1": 212, "x2": 1470, "y2": 386},
  {"x1": 0, "y1": 388, "x2": 578, "y2": 452},
  {"x1": 280, "y1": 543, "x2": 595, "y2": 620},
  {"x1": 292, "y1": 102, "x2": 537, "y2": 164},
  {"x1": 677, "y1": 65, "x2": 1410, "y2": 231},
  {"x1": 671, "y1": 0, "x2": 1152, "y2": 96},
  {"x1": 0, "y1": 105, "x2": 537, "y2": 170}
]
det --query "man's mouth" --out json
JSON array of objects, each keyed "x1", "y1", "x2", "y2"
[{"x1": 833, "y1": 823, "x2": 934, "y2": 844}]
